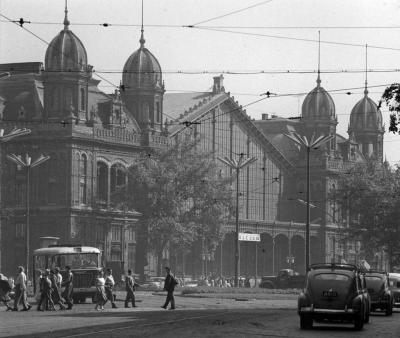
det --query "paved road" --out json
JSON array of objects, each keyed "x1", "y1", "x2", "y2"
[{"x1": 1, "y1": 292, "x2": 400, "y2": 337}]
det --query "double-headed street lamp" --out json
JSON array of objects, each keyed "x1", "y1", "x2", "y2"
[
  {"x1": 284, "y1": 133, "x2": 333, "y2": 274},
  {"x1": 0, "y1": 128, "x2": 31, "y2": 271},
  {"x1": 218, "y1": 153, "x2": 257, "y2": 287},
  {"x1": 7, "y1": 153, "x2": 50, "y2": 278}
]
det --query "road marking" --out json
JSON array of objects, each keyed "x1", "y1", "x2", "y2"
[{"x1": 58, "y1": 312, "x2": 227, "y2": 338}]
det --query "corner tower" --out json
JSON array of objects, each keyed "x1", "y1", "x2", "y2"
[
  {"x1": 301, "y1": 36, "x2": 337, "y2": 153},
  {"x1": 121, "y1": 16, "x2": 164, "y2": 132},
  {"x1": 348, "y1": 46, "x2": 384, "y2": 161},
  {"x1": 43, "y1": 2, "x2": 92, "y2": 122}
]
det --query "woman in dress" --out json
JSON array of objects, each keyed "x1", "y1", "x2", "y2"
[{"x1": 95, "y1": 270, "x2": 107, "y2": 310}]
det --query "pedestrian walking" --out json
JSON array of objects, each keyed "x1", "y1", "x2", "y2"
[
  {"x1": 104, "y1": 268, "x2": 117, "y2": 308},
  {"x1": 0, "y1": 273, "x2": 13, "y2": 311},
  {"x1": 94, "y1": 270, "x2": 107, "y2": 310},
  {"x1": 61, "y1": 265, "x2": 73, "y2": 310},
  {"x1": 124, "y1": 269, "x2": 139, "y2": 308},
  {"x1": 13, "y1": 266, "x2": 31, "y2": 311},
  {"x1": 37, "y1": 270, "x2": 55, "y2": 311},
  {"x1": 161, "y1": 267, "x2": 178, "y2": 310},
  {"x1": 50, "y1": 270, "x2": 65, "y2": 310}
]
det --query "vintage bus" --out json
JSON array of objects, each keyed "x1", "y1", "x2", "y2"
[{"x1": 33, "y1": 245, "x2": 102, "y2": 303}]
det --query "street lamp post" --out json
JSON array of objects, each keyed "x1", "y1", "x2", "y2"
[
  {"x1": 284, "y1": 133, "x2": 333, "y2": 274},
  {"x1": 0, "y1": 128, "x2": 31, "y2": 273},
  {"x1": 217, "y1": 153, "x2": 257, "y2": 287},
  {"x1": 7, "y1": 153, "x2": 50, "y2": 279}
]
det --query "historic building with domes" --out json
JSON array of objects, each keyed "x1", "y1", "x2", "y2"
[{"x1": 0, "y1": 4, "x2": 385, "y2": 279}]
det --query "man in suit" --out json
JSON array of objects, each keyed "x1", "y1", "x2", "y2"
[{"x1": 161, "y1": 267, "x2": 178, "y2": 310}]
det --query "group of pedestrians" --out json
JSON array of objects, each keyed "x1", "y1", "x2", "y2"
[
  {"x1": 37, "y1": 265, "x2": 73, "y2": 311},
  {"x1": 1, "y1": 265, "x2": 179, "y2": 312}
]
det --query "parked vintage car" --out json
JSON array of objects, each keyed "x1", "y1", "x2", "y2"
[
  {"x1": 388, "y1": 272, "x2": 400, "y2": 308},
  {"x1": 260, "y1": 269, "x2": 305, "y2": 289},
  {"x1": 365, "y1": 270, "x2": 393, "y2": 315},
  {"x1": 298, "y1": 263, "x2": 368, "y2": 330}
]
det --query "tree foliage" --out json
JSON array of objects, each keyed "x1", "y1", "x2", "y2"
[
  {"x1": 333, "y1": 160, "x2": 400, "y2": 269},
  {"x1": 380, "y1": 83, "x2": 400, "y2": 133},
  {"x1": 118, "y1": 139, "x2": 233, "y2": 273}
]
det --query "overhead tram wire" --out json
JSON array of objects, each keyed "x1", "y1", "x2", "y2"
[
  {"x1": 189, "y1": 0, "x2": 273, "y2": 26},
  {"x1": 4, "y1": 65, "x2": 400, "y2": 75},
  {"x1": 4, "y1": 20, "x2": 400, "y2": 30},
  {"x1": 188, "y1": 26, "x2": 400, "y2": 52}
]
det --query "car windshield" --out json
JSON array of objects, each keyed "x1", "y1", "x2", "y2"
[
  {"x1": 365, "y1": 275, "x2": 384, "y2": 289},
  {"x1": 35, "y1": 253, "x2": 99, "y2": 270}
]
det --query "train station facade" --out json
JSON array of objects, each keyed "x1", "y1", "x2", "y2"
[{"x1": 0, "y1": 7, "x2": 384, "y2": 279}]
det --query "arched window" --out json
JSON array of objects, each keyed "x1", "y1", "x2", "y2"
[
  {"x1": 80, "y1": 88, "x2": 86, "y2": 111},
  {"x1": 110, "y1": 164, "x2": 126, "y2": 206},
  {"x1": 97, "y1": 162, "x2": 108, "y2": 207},
  {"x1": 79, "y1": 154, "x2": 87, "y2": 204}
]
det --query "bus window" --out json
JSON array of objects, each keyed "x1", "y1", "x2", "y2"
[{"x1": 35, "y1": 255, "x2": 46, "y2": 270}]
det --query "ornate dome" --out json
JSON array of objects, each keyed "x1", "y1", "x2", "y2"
[
  {"x1": 349, "y1": 89, "x2": 383, "y2": 132},
  {"x1": 44, "y1": 8, "x2": 87, "y2": 72},
  {"x1": 122, "y1": 30, "x2": 162, "y2": 90},
  {"x1": 302, "y1": 76, "x2": 336, "y2": 121}
]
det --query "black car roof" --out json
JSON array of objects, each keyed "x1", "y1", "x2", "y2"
[{"x1": 308, "y1": 263, "x2": 358, "y2": 272}]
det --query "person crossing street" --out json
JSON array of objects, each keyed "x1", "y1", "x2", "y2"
[
  {"x1": 125, "y1": 269, "x2": 139, "y2": 308},
  {"x1": 105, "y1": 268, "x2": 117, "y2": 309}
]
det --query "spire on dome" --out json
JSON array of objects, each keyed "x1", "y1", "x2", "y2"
[
  {"x1": 316, "y1": 31, "x2": 321, "y2": 87},
  {"x1": 139, "y1": 0, "x2": 145, "y2": 47},
  {"x1": 364, "y1": 44, "x2": 368, "y2": 96},
  {"x1": 63, "y1": 0, "x2": 70, "y2": 30}
]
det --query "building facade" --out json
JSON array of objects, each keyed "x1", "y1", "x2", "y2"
[{"x1": 0, "y1": 6, "x2": 384, "y2": 279}]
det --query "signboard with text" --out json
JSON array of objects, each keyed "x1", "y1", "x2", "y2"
[{"x1": 238, "y1": 233, "x2": 260, "y2": 242}]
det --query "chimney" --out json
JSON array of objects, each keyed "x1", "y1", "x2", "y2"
[
  {"x1": 213, "y1": 74, "x2": 225, "y2": 94},
  {"x1": 261, "y1": 113, "x2": 269, "y2": 120}
]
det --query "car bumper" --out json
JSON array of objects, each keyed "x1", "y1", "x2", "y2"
[
  {"x1": 370, "y1": 300, "x2": 390, "y2": 309},
  {"x1": 299, "y1": 307, "x2": 362, "y2": 320},
  {"x1": 300, "y1": 307, "x2": 356, "y2": 314}
]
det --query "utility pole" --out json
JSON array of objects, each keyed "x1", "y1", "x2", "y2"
[
  {"x1": 217, "y1": 153, "x2": 257, "y2": 287},
  {"x1": 284, "y1": 133, "x2": 333, "y2": 274},
  {"x1": 7, "y1": 153, "x2": 50, "y2": 279}
]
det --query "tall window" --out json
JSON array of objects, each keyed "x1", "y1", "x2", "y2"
[
  {"x1": 97, "y1": 162, "x2": 108, "y2": 206},
  {"x1": 111, "y1": 225, "x2": 121, "y2": 242},
  {"x1": 79, "y1": 154, "x2": 87, "y2": 204},
  {"x1": 80, "y1": 88, "x2": 85, "y2": 110},
  {"x1": 16, "y1": 223, "x2": 25, "y2": 239},
  {"x1": 110, "y1": 164, "x2": 126, "y2": 205},
  {"x1": 156, "y1": 102, "x2": 161, "y2": 123}
]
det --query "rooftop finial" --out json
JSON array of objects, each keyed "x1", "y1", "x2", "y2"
[
  {"x1": 317, "y1": 30, "x2": 321, "y2": 86},
  {"x1": 139, "y1": 0, "x2": 145, "y2": 47},
  {"x1": 64, "y1": 0, "x2": 70, "y2": 30},
  {"x1": 364, "y1": 44, "x2": 368, "y2": 96}
]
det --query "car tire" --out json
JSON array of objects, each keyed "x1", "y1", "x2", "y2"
[
  {"x1": 364, "y1": 311, "x2": 369, "y2": 323},
  {"x1": 300, "y1": 315, "x2": 313, "y2": 330},
  {"x1": 261, "y1": 281, "x2": 275, "y2": 289},
  {"x1": 385, "y1": 305, "x2": 393, "y2": 316},
  {"x1": 354, "y1": 314, "x2": 364, "y2": 330}
]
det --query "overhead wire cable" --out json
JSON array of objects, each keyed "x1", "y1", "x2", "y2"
[
  {"x1": 189, "y1": 0, "x2": 274, "y2": 26},
  {"x1": 189, "y1": 26, "x2": 400, "y2": 52}
]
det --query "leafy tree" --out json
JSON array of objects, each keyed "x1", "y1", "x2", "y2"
[
  {"x1": 333, "y1": 160, "x2": 400, "y2": 270},
  {"x1": 118, "y1": 140, "x2": 233, "y2": 275},
  {"x1": 380, "y1": 83, "x2": 400, "y2": 133}
]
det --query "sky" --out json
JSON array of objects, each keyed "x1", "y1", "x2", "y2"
[{"x1": 1, "y1": 0, "x2": 400, "y2": 165}]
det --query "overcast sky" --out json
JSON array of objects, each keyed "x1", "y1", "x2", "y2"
[{"x1": 1, "y1": 0, "x2": 400, "y2": 165}]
